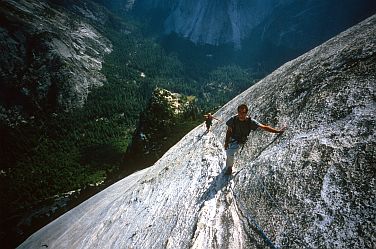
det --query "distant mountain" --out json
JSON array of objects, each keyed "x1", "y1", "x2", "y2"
[
  {"x1": 126, "y1": 0, "x2": 375, "y2": 48},
  {"x1": 18, "y1": 14, "x2": 376, "y2": 249},
  {"x1": 2, "y1": 0, "x2": 374, "y2": 116},
  {"x1": 115, "y1": 0, "x2": 376, "y2": 70}
]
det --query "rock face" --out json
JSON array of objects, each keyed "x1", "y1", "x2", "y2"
[
  {"x1": 0, "y1": 0, "x2": 112, "y2": 115},
  {"x1": 162, "y1": 0, "x2": 273, "y2": 48},
  {"x1": 127, "y1": 87, "x2": 198, "y2": 162},
  {"x1": 128, "y1": 0, "x2": 375, "y2": 50},
  {"x1": 18, "y1": 15, "x2": 375, "y2": 249}
]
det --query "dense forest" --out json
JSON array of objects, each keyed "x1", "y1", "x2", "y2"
[{"x1": 0, "y1": 2, "x2": 259, "y2": 246}]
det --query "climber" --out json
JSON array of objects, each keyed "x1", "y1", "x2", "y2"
[
  {"x1": 203, "y1": 112, "x2": 220, "y2": 132},
  {"x1": 224, "y1": 104, "x2": 286, "y2": 175}
]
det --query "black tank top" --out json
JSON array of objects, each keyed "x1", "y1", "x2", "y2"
[{"x1": 226, "y1": 116, "x2": 261, "y2": 143}]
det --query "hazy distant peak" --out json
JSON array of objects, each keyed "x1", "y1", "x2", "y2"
[
  {"x1": 18, "y1": 14, "x2": 376, "y2": 249},
  {"x1": 163, "y1": 0, "x2": 272, "y2": 48},
  {"x1": 129, "y1": 0, "x2": 376, "y2": 50}
]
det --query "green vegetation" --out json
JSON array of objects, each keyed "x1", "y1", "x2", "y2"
[
  {"x1": 126, "y1": 87, "x2": 201, "y2": 165},
  {"x1": 0, "y1": 7, "x2": 262, "y2": 226}
]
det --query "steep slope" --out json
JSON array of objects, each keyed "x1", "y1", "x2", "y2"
[
  {"x1": 18, "y1": 14, "x2": 375, "y2": 249},
  {"x1": 0, "y1": 0, "x2": 112, "y2": 114}
]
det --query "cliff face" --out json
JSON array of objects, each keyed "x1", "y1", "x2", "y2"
[
  {"x1": 127, "y1": 0, "x2": 375, "y2": 50},
  {"x1": 18, "y1": 14, "x2": 375, "y2": 249},
  {"x1": 0, "y1": 0, "x2": 112, "y2": 116},
  {"x1": 162, "y1": 0, "x2": 274, "y2": 48}
]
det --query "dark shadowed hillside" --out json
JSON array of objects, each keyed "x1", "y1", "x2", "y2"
[{"x1": 18, "y1": 14, "x2": 376, "y2": 249}]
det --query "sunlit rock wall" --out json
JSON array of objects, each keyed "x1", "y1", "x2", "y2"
[{"x1": 18, "y1": 14, "x2": 375, "y2": 249}]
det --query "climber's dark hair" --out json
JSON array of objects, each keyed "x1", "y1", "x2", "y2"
[{"x1": 237, "y1": 104, "x2": 248, "y2": 112}]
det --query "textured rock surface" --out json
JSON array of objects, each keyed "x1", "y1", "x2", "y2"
[
  {"x1": 18, "y1": 15, "x2": 375, "y2": 249},
  {"x1": 128, "y1": 0, "x2": 375, "y2": 50},
  {"x1": 0, "y1": 0, "x2": 112, "y2": 114},
  {"x1": 163, "y1": 0, "x2": 273, "y2": 48}
]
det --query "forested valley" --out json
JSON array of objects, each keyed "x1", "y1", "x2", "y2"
[{"x1": 0, "y1": 3, "x2": 260, "y2": 245}]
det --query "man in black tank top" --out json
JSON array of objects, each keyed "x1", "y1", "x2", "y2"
[{"x1": 224, "y1": 104, "x2": 285, "y2": 175}]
